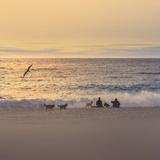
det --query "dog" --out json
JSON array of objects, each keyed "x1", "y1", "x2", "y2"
[
  {"x1": 44, "y1": 104, "x2": 55, "y2": 111},
  {"x1": 104, "y1": 102, "x2": 110, "y2": 108},
  {"x1": 86, "y1": 101, "x2": 93, "y2": 108},
  {"x1": 58, "y1": 104, "x2": 68, "y2": 110}
]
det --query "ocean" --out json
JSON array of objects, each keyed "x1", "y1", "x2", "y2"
[{"x1": 0, "y1": 58, "x2": 160, "y2": 108}]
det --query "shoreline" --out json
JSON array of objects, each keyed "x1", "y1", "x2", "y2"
[{"x1": 0, "y1": 107, "x2": 160, "y2": 160}]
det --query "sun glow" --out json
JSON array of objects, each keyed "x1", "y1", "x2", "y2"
[{"x1": 0, "y1": 0, "x2": 160, "y2": 57}]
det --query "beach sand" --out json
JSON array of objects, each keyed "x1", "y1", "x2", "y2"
[{"x1": 0, "y1": 107, "x2": 160, "y2": 160}]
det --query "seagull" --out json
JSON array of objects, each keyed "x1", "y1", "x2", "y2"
[{"x1": 22, "y1": 64, "x2": 33, "y2": 78}]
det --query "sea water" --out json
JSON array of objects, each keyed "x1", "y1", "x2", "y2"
[{"x1": 0, "y1": 58, "x2": 160, "y2": 107}]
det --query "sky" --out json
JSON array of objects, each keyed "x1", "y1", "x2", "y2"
[{"x1": 0, "y1": 0, "x2": 160, "y2": 58}]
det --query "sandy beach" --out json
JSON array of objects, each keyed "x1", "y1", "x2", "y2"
[{"x1": 0, "y1": 107, "x2": 159, "y2": 160}]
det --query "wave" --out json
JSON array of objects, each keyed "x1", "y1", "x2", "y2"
[
  {"x1": 73, "y1": 84, "x2": 160, "y2": 92},
  {"x1": 137, "y1": 72, "x2": 160, "y2": 75},
  {"x1": 32, "y1": 67, "x2": 58, "y2": 71},
  {"x1": 0, "y1": 91, "x2": 160, "y2": 108}
]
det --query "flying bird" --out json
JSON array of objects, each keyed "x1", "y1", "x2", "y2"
[{"x1": 22, "y1": 64, "x2": 33, "y2": 78}]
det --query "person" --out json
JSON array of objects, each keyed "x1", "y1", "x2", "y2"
[
  {"x1": 96, "y1": 97, "x2": 103, "y2": 108},
  {"x1": 111, "y1": 98, "x2": 120, "y2": 108}
]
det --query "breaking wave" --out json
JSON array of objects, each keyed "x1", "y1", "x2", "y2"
[
  {"x1": 73, "y1": 84, "x2": 160, "y2": 92},
  {"x1": 0, "y1": 91, "x2": 160, "y2": 108},
  {"x1": 137, "y1": 72, "x2": 160, "y2": 75}
]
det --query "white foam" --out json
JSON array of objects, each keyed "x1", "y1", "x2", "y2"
[
  {"x1": 0, "y1": 91, "x2": 160, "y2": 108},
  {"x1": 105, "y1": 91, "x2": 160, "y2": 107}
]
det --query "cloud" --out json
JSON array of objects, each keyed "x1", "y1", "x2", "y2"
[
  {"x1": 96, "y1": 45, "x2": 160, "y2": 58},
  {"x1": 0, "y1": 47, "x2": 60, "y2": 54},
  {"x1": 0, "y1": 44, "x2": 160, "y2": 58},
  {"x1": 0, "y1": 46, "x2": 96, "y2": 57}
]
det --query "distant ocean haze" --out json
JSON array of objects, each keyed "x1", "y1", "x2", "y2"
[{"x1": 1, "y1": 44, "x2": 160, "y2": 58}]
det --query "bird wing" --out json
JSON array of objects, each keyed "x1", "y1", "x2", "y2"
[
  {"x1": 27, "y1": 64, "x2": 33, "y2": 71},
  {"x1": 22, "y1": 64, "x2": 33, "y2": 78}
]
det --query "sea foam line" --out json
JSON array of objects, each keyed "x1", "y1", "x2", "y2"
[{"x1": 0, "y1": 91, "x2": 160, "y2": 108}]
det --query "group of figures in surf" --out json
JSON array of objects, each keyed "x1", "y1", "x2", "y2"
[
  {"x1": 85, "y1": 97, "x2": 120, "y2": 109},
  {"x1": 44, "y1": 97, "x2": 120, "y2": 111}
]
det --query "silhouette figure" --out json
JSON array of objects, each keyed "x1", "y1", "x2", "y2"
[
  {"x1": 111, "y1": 98, "x2": 120, "y2": 108},
  {"x1": 96, "y1": 97, "x2": 103, "y2": 108},
  {"x1": 58, "y1": 104, "x2": 68, "y2": 110},
  {"x1": 22, "y1": 64, "x2": 33, "y2": 78},
  {"x1": 44, "y1": 104, "x2": 55, "y2": 111}
]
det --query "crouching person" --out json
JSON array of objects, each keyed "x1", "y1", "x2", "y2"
[
  {"x1": 96, "y1": 97, "x2": 103, "y2": 108},
  {"x1": 111, "y1": 98, "x2": 120, "y2": 108}
]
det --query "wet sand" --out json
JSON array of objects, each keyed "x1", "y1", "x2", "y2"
[{"x1": 0, "y1": 107, "x2": 160, "y2": 160}]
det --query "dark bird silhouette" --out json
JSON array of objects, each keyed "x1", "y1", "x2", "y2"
[{"x1": 22, "y1": 64, "x2": 33, "y2": 78}]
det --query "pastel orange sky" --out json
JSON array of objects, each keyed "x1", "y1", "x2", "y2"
[{"x1": 0, "y1": 0, "x2": 160, "y2": 57}]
